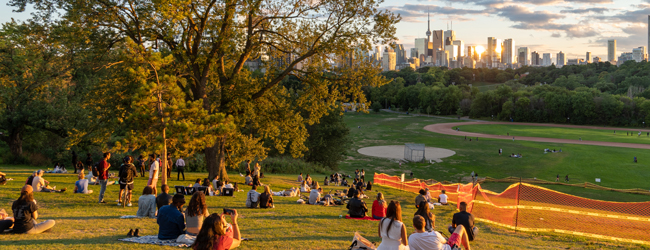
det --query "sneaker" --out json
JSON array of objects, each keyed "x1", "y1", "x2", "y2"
[
  {"x1": 117, "y1": 203, "x2": 122, "y2": 206},
  {"x1": 134, "y1": 229, "x2": 140, "y2": 237},
  {"x1": 127, "y1": 203, "x2": 132, "y2": 207},
  {"x1": 99, "y1": 201, "x2": 107, "y2": 204}
]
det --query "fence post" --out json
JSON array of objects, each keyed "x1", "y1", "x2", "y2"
[{"x1": 515, "y1": 177, "x2": 521, "y2": 233}]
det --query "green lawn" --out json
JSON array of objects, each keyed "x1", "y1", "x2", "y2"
[
  {"x1": 459, "y1": 124, "x2": 650, "y2": 144},
  {"x1": 0, "y1": 165, "x2": 647, "y2": 249}
]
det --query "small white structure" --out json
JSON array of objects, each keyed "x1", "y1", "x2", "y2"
[{"x1": 404, "y1": 143, "x2": 426, "y2": 162}]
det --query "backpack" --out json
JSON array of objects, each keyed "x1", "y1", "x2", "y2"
[
  {"x1": 92, "y1": 162, "x2": 100, "y2": 177},
  {"x1": 248, "y1": 192, "x2": 259, "y2": 208},
  {"x1": 119, "y1": 164, "x2": 135, "y2": 184}
]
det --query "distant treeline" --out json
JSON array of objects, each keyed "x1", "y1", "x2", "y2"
[{"x1": 366, "y1": 61, "x2": 650, "y2": 126}]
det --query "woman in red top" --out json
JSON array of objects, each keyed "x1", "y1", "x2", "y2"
[
  {"x1": 192, "y1": 210, "x2": 241, "y2": 250},
  {"x1": 372, "y1": 192, "x2": 387, "y2": 219}
]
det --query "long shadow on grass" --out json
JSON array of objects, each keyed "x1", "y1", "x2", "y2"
[{"x1": 1, "y1": 235, "x2": 123, "y2": 246}]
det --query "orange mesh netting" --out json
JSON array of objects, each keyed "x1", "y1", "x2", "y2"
[{"x1": 373, "y1": 173, "x2": 650, "y2": 245}]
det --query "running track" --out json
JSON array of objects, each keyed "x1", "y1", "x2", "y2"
[{"x1": 423, "y1": 122, "x2": 650, "y2": 150}]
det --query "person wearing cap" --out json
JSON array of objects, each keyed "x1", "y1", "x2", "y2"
[
  {"x1": 32, "y1": 170, "x2": 66, "y2": 193},
  {"x1": 157, "y1": 193, "x2": 186, "y2": 239},
  {"x1": 12, "y1": 185, "x2": 56, "y2": 234}
]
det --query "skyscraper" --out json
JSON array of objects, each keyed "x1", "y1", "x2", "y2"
[
  {"x1": 542, "y1": 53, "x2": 552, "y2": 66},
  {"x1": 430, "y1": 30, "x2": 443, "y2": 62},
  {"x1": 607, "y1": 40, "x2": 617, "y2": 63},
  {"x1": 410, "y1": 48, "x2": 419, "y2": 58},
  {"x1": 556, "y1": 51, "x2": 566, "y2": 66},
  {"x1": 648, "y1": 15, "x2": 649, "y2": 58},
  {"x1": 394, "y1": 44, "x2": 406, "y2": 64},
  {"x1": 382, "y1": 47, "x2": 396, "y2": 72},
  {"x1": 502, "y1": 39, "x2": 515, "y2": 66},
  {"x1": 487, "y1": 37, "x2": 501, "y2": 68},
  {"x1": 632, "y1": 46, "x2": 647, "y2": 62},
  {"x1": 444, "y1": 30, "x2": 456, "y2": 47},
  {"x1": 415, "y1": 38, "x2": 427, "y2": 58},
  {"x1": 426, "y1": 9, "x2": 432, "y2": 43},
  {"x1": 531, "y1": 51, "x2": 541, "y2": 66},
  {"x1": 518, "y1": 47, "x2": 529, "y2": 66},
  {"x1": 586, "y1": 52, "x2": 592, "y2": 63},
  {"x1": 452, "y1": 40, "x2": 464, "y2": 57}
]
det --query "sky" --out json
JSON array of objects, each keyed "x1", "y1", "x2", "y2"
[{"x1": 1, "y1": 0, "x2": 649, "y2": 60}]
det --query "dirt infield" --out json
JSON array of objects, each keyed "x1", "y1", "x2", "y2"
[
  {"x1": 424, "y1": 122, "x2": 650, "y2": 149},
  {"x1": 357, "y1": 145, "x2": 456, "y2": 162}
]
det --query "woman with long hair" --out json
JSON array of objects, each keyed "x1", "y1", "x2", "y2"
[
  {"x1": 192, "y1": 211, "x2": 241, "y2": 250},
  {"x1": 376, "y1": 201, "x2": 408, "y2": 250},
  {"x1": 185, "y1": 192, "x2": 209, "y2": 235},
  {"x1": 259, "y1": 185, "x2": 274, "y2": 208},
  {"x1": 12, "y1": 185, "x2": 55, "y2": 234},
  {"x1": 372, "y1": 192, "x2": 387, "y2": 220},
  {"x1": 414, "y1": 201, "x2": 434, "y2": 232}
]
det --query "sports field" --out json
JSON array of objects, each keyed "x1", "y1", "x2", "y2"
[{"x1": 2, "y1": 112, "x2": 650, "y2": 249}]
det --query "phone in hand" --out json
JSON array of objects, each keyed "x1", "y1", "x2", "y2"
[{"x1": 223, "y1": 208, "x2": 235, "y2": 215}]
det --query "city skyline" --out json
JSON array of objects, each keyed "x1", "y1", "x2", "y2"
[{"x1": 2, "y1": 0, "x2": 649, "y2": 59}]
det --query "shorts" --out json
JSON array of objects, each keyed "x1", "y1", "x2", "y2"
[
  {"x1": 447, "y1": 232, "x2": 461, "y2": 247},
  {"x1": 147, "y1": 178, "x2": 158, "y2": 186},
  {"x1": 120, "y1": 183, "x2": 134, "y2": 190}
]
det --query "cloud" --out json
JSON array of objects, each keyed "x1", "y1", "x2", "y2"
[
  {"x1": 605, "y1": 7, "x2": 650, "y2": 24},
  {"x1": 594, "y1": 25, "x2": 647, "y2": 54},
  {"x1": 551, "y1": 32, "x2": 561, "y2": 37},
  {"x1": 565, "y1": 0, "x2": 612, "y2": 3},
  {"x1": 382, "y1": 4, "x2": 486, "y2": 22},
  {"x1": 512, "y1": 22, "x2": 598, "y2": 38},
  {"x1": 493, "y1": 6, "x2": 598, "y2": 38},
  {"x1": 496, "y1": 5, "x2": 564, "y2": 23},
  {"x1": 560, "y1": 7, "x2": 608, "y2": 14}
]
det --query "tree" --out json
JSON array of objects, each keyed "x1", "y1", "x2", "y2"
[
  {"x1": 303, "y1": 107, "x2": 350, "y2": 168},
  {"x1": 14, "y1": 0, "x2": 399, "y2": 180}
]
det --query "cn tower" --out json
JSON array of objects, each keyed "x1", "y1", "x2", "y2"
[{"x1": 426, "y1": 8, "x2": 431, "y2": 43}]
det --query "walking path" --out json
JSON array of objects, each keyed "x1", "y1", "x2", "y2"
[{"x1": 423, "y1": 121, "x2": 650, "y2": 150}]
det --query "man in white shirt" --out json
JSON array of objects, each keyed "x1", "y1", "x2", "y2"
[
  {"x1": 175, "y1": 157, "x2": 186, "y2": 181},
  {"x1": 148, "y1": 154, "x2": 159, "y2": 196},
  {"x1": 409, "y1": 215, "x2": 471, "y2": 250},
  {"x1": 438, "y1": 190, "x2": 448, "y2": 205}
]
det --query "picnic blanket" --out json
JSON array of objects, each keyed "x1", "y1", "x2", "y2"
[
  {"x1": 345, "y1": 215, "x2": 380, "y2": 221},
  {"x1": 118, "y1": 235, "x2": 191, "y2": 248}
]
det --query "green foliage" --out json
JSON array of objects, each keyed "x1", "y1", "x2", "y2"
[
  {"x1": 252, "y1": 156, "x2": 333, "y2": 175},
  {"x1": 303, "y1": 108, "x2": 351, "y2": 169},
  {"x1": 371, "y1": 102, "x2": 382, "y2": 112}
]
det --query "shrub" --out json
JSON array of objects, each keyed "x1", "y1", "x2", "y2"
[{"x1": 237, "y1": 156, "x2": 333, "y2": 175}]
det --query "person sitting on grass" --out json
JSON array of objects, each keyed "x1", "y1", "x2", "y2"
[
  {"x1": 415, "y1": 201, "x2": 434, "y2": 232},
  {"x1": 156, "y1": 184, "x2": 173, "y2": 212},
  {"x1": 244, "y1": 171, "x2": 253, "y2": 186},
  {"x1": 136, "y1": 186, "x2": 157, "y2": 218},
  {"x1": 324, "y1": 176, "x2": 329, "y2": 186},
  {"x1": 158, "y1": 194, "x2": 186, "y2": 239},
  {"x1": 366, "y1": 181, "x2": 373, "y2": 191},
  {"x1": 409, "y1": 215, "x2": 471, "y2": 250},
  {"x1": 202, "y1": 178, "x2": 215, "y2": 196},
  {"x1": 372, "y1": 192, "x2": 387, "y2": 220},
  {"x1": 245, "y1": 185, "x2": 260, "y2": 208},
  {"x1": 300, "y1": 180, "x2": 311, "y2": 193},
  {"x1": 305, "y1": 174, "x2": 312, "y2": 186},
  {"x1": 192, "y1": 178, "x2": 202, "y2": 188},
  {"x1": 12, "y1": 185, "x2": 56, "y2": 234},
  {"x1": 185, "y1": 192, "x2": 209, "y2": 236},
  {"x1": 259, "y1": 185, "x2": 274, "y2": 208},
  {"x1": 297, "y1": 173, "x2": 303, "y2": 183},
  {"x1": 25, "y1": 171, "x2": 36, "y2": 186},
  {"x1": 32, "y1": 170, "x2": 66, "y2": 193},
  {"x1": 347, "y1": 191, "x2": 368, "y2": 218},
  {"x1": 0, "y1": 208, "x2": 14, "y2": 232},
  {"x1": 346, "y1": 185, "x2": 357, "y2": 199},
  {"x1": 74, "y1": 171, "x2": 93, "y2": 194},
  {"x1": 438, "y1": 190, "x2": 448, "y2": 205},
  {"x1": 448, "y1": 202, "x2": 478, "y2": 242},
  {"x1": 415, "y1": 189, "x2": 427, "y2": 208},
  {"x1": 376, "y1": 201, "x2": 408, "y2": 250},
  {"x1": 192, "y1": 211, "x2": 241, "y2": 250},
  {"x1": 341, "y1": 177, "x2": 349, "y2": 187},
  {"x1": 309, "y1": 184, "x2": 322, "y2": 205}
]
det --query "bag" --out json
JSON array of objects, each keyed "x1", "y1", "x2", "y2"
[
  {"x1": 119, "y1": 164, "x2": 135, "y2": 183},
  {"x1": 176, "y1": 234, "x2": 196, "y2": 245},
  {"x1": 248, "y1": 192, "x2": 259, "y2": 208},
  {"x1": 348, "y1": 232, "x2": 376, "y2": 250}
]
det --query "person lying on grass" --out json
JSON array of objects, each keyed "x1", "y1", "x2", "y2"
[
  {"x1": 136, "y1": 186, "x2": 157, "y2": 218},
  {"x1": 74, "y1": 171, "x2": 93, "y2": 194},
  {"x1": 12, "y1": 185, "x2": 56, "y2": 234},
  {"x1": 192, "y1": 211, "x2": 241, "y2": 250},
  {"x1": 158, "y1": 194, "x2": 186, "y2": 240},
  {"x1": 185, "y1": 192, "x2": 209, "y2": 236},
  {"x1": 0, "y1": 208, "x2": 14, "y2": 232}
]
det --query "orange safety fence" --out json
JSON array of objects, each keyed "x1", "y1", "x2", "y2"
[{"x1": 373, "y1": 172, "x2": 650, "y2": 245}]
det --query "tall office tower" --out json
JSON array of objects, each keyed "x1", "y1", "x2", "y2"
[
  {"x1": 607, "y1": 40, "x2": 617, "y2": 63},
  {"x1": 648, "y1": 15, "x2": 649, "y2": 58},
  {"x1": 518, "y1": 47, "x2": 529, "y2": 66},
  {"x1": 436, "y1": 50, "x2": 450, "y2": 67},
  {"x1": 415, "y1": 38, "x2": 428, "y2": 58},
  {"x1": 452, "y1": 40, "x2": 465, "y2": 58},
  {"x1": 585, "y1": 52, "x2": 592, "y2": 63},
  {"x1": 502, "y1": 39, "x2": 515, "y2": 66},
  {"x1": 444, "y1": 44, "x2": 458, "y2": 61},
  {"x1": 530, "y1": 51, "x2": 541, "y2": 66},
  {"x1": 382, "y1": 47, "x2": 396, "y2": 72},
  {"x1": 394, "y1": 44, "x2": 406, "y2": 64},
  {"x1": 430, "y1": 30, "x2": 443, "y2": 54},
  {"x1": 467, "y1": 46, "x2": 476, "y2": 60},
  {"x1": 444, "y1": 30, "x2": 456, "y2": 47},
  {"x1": 542, "y1": 53, "x2": 552, "y2": 66},
  {"x1": 556, "y1": 51, "x2": 566, "y2": 66},
  {"x1": 487, "y1": 37, "x2": 501, "y2": 68},
  {"x1": 487, "y1": 37, "x2": 496, "y2": 61},
  {"x1": 633, "y1": 46, "x2": 648, "y2": 62},
  {"x1": 410, "y1": 48, "x2": 419, "y2": 58}
]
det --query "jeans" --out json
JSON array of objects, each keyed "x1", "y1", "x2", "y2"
[
  {"x1": 26, "y1": 220, "x2": 55, "y2": 234},
  {"x1": 98, "y1": 179, "x2": 108, "y2": 202},
  {"x1": 372, "y1": 215, "x2": 384, "y2": 220},
  {"x1": 177, "y1": 168, "x2": 185, "y2": 180}
]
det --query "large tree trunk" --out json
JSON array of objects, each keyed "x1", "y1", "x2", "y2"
[
  {"x1": 161, "y1": 127, "x2": 167, "y2": 186},
  {"x1": 205, "y1": 136, "x2": 229, "y2": 182}
]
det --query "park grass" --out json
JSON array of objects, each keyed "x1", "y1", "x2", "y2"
[
  {"x1": 0, "y1": 165, "x2": 648, "y2": 250},
  {"x1": 458, "y1": 123, "x2": 650, "y2": 144}
]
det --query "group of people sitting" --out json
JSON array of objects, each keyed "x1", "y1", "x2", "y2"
[
  {"x1": 544, "y1": 148, "x2": 562, "y2": 153},
  {"x1": 509, "y1": 153, "x2": 523, "y2": 158},
  {"x1": 45, "y1": 163, "x2": 68, "y2": 174},
  {"x1": 0, "y1": 185, "x2": 57, "y2": 234},
  {"x1": 25, "y1": 170, "x2": 67, "y2": 193},
  {"x1": 245, "y1": 185, "x2": 275, "y2": 208}
]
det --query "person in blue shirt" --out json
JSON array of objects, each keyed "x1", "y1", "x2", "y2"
[
  {"x1": 74, "y1": 171, "x2": 93, "y2": 194},
  {"x1": 157, "y1": 193, "x2": 186, "y2": 239}
]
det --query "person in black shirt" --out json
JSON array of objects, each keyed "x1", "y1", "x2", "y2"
[
  {"x1": 85, "y1": 153, "x2": 94, "y2": 172},
  {"x1": 448, "y1": 201, "x2": 478, "y2": 241},
  {"x1": 12, "y1": 185, "x2": 55, "y2": 234},
  {"x1": 346, "y1": 192, "x2": 368, "y2": 218},
  {"x1": 137, "y1": 155, "x2": 146, "y2": 178},
  {"x1": 71, "y1": 150, "x2": 79, "y2": 174},
  {"x1": 156, "y1": 184, "x2": 173, "y2": 212},
  {"x1": 346, "y1": 185, "x2": 357, "y2": 198}
]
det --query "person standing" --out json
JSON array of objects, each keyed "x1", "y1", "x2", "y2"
[
  {"x1": 118, "y1": 156, "x2": 137, "y2": 207},
  {"x1": 360, "y1": 169, "x2": 366, "y2": 182},
  {"x1": 85, "y1": 153, "x2": 94, "y2": 173},
  {"x1": 556, "y1": 174, "x2": 559, "y2": 182},
  {"x1": 166, "y1": 153, "x2": 173, "y2": 179},
  {"x1": 252, "y1": 162, "x2": 261, "y2": 179},
  {"x1": 565, "y1": 175, "x2": 569, "y2": 182},
  {"x1": 97, "y1": 152, "x2": 111, "y2": 203},
  {"x1": 71, "y1": 151, "x2": 79, "y2": 174},
  {"x1": 499, "y1": 148, "x2": 502, "y2": 156},
  {"x1": 137, "y1": 155, "x2": 146, "y2": 178},
  {"x1": 176, "y1": 156, "x2": 186, "y2": 181},
  {"x1": 148, "y1": 154, "x2": 160, "y2": 196}
]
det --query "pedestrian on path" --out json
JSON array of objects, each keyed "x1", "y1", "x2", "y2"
[
  {"x1": 499, "y1": 149, "x2": 502, "y2": 156},
  {"x1": 565, "y1": 175, "x2": 569, "y2": 182},
  {"x1": 512, "y1": 137, "x2": 515, "y2": 141}
]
